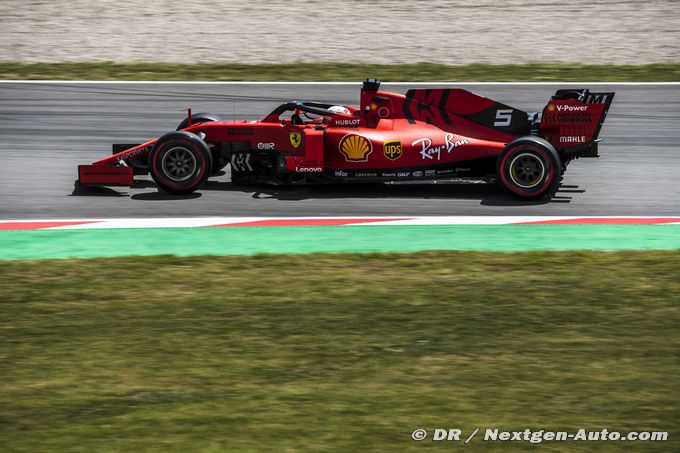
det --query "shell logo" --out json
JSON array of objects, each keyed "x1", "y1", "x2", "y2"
[
  {"x1": 339, "y1": 134, "x2": 373, "y2": 162},
  {"x1": 547, "y1": 104, "x2": 556, "y2": 112}
]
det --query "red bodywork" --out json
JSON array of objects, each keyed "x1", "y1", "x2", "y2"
[{"x1": 78, "y1": 80, "x2": 613, "y2": 188}]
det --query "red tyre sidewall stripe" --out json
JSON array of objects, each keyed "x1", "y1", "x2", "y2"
[
  {"x1": 500, "y1": 145, "x2": 555, "y2": 197},
  {"x1": 151, "y1": 138, "x2": 207, "y2": 191}
]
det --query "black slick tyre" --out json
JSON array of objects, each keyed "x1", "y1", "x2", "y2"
[
  {"x1": 176, "y1": 113, "x2": 222, "y2": 131},
  {"x1": 149, "y1": 131, "x2": 213, "y2": 194},
  {"x1": 176, "y1": 113, "x2": 228, "y2": 174},
  {"x1": 497, "y1": 136, "x2": 561, "y2": 200}
]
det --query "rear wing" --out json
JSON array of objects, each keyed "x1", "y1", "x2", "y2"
[{"x1": 539, "y1": 89, "x2": 615, "y2": 156}]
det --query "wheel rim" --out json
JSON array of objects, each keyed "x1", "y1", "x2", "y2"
[
  {"x1": 161, "y1": 146, "x2": 197, "y2": 181},
  {"x1": 509, "y1": 152, "x2": 546, "y2": 189}
]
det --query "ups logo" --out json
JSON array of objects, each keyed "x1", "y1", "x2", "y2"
[{"x1": 383, "y1": 140, "x2": 402, "y2": 161}]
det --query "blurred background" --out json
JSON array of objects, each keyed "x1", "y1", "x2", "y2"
[{"x1": 0, "y1": 0, "x2": 678, "y2": 64}]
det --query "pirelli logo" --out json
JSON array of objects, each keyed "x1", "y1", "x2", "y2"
[{"x1": 383, "y1": 140, "x2": 402, "y2": 161}]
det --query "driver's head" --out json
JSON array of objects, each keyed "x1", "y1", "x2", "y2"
[{"x1": 328, "y1": 105, "x2": 350, "y2": 115}]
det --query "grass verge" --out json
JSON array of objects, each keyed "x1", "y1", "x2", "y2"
[
  {"x1": 0, "y1": 62, "x2": 678, "y2": 81},
  {"x1": 1, "y1": 251, "x2": 678, "y2": 452}
]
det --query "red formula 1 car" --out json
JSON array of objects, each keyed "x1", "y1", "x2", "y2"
[{"x1": 78, "y1": 79, "x2": 614, "y2": 200}]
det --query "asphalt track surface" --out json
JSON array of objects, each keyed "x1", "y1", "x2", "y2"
[{"x1": 0, "y1": 82, "x2": 678, "y2": 219}]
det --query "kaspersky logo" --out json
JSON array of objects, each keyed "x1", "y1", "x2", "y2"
[{"x1": 339, "y1": 133, "x2": 373, "y2": 162}]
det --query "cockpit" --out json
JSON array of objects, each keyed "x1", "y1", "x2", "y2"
[{"x1": 261, "y1": 101, "x2": 358, "y2": 126}]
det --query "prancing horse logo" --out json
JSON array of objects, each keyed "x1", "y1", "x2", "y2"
[{"x1": 290, "y1": 132, "x2": 302, "y2": 148}]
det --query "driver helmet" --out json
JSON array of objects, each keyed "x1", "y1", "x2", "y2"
[{"x1": 328, "y1": 105, "x2": 350, "y2": 115}]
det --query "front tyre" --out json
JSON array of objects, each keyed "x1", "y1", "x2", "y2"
[
  {"x1": 176, "y1": 113, "x2": 228, "y2": 174},
  {"x1": 149, "y1": 131, "x2": 213, "y2": 194},
  {"x1": 497, "y1": 136, "x2": 561, "y2": 200},
  {"x1": 176, "y1": 112, "x2": 222, "y2": 131}
]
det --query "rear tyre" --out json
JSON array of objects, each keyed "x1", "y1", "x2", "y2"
[
  {"x1": 176, "y1": 112, "x2": 222, "y2": 131},
  {"x1": 149, "y1": 131, "x2": 213, "y2": 195},
  {"x1": 497, "y1": 136, "x2": 561, "y2": 200}
]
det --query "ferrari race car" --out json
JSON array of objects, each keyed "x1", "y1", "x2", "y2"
[{"x1": 78, "y1": 79, "x2": 614, "y2": 200}]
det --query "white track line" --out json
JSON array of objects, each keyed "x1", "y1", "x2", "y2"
[
  {"x1": 52, "y1": 217, "x2": 261, "y2": 229},
  {"x1": 2, "y1": 216, "x2": 680, "y2": 230},
  {"x1": 0, "y1": 81, "x2": 677, "y2": 86}
]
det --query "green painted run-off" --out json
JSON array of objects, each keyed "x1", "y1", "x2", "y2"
[{"x1": 1, "y1": 224, "x2": 679, "y2": 260}]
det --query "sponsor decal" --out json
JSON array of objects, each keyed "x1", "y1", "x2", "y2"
[
  {"x1": 334, "y1": 170, "x2": 349, "y2": 177},
  {"x1": 355, "y1": 172, "x2": 378, "y2": 177},
  {"x1": 585, "y1": 93, "x2": 611, "y2": 104},
  {"x1": 382, "y1": 172, "x2": 396, "y2": 177},
  {"x1": 378, "y1": 107, "x2": 390, "y2": 118},
  {"x1": 544, "y1": 110, "x2": 592, "y2": 123},
  {"x1": 289, "y1": 132, "x2": 302, "y2": 148},
  {"x1": 397, "y1": 172, "x2": 410, "y2": 177},
  {"x1": 383, "y1": 140, "x2": 403, "y2": 161},
  {"x1": 556, "y1": 104, "x2": 588, "y2": 112},
  {"x1": 339, "y1": 133, "x2": 373, "y2": 162},
  {"x1": 412, "y1": 133, "x2": 469, "y2": 161},
  {"x1": 231, "y1": 153, "x2": 252, "y2": 172},
  {"x1": 257, "y1": 142, "x2": 274, "y2": 150},
  {"x1": 120, "y1": 145, "x2": 150, "y2": 160},
  {"x1": 557, "y1": 112, "x2": 591, "y2": 123},
  {"x1": 228, "y1": 127, "x2": 254, "y2": 136},
  {"x1": 402, "y1": 89, "x2": 452, "y2": 125},
  {"x1": 412, "y1": 171, "x2": 424, "y2": 177},
  {"x1": 546, "y1": 105, "x2": 592, "y2": 122},
  {"x1": 437, "y1": 168, "x2": 455, "y2": 175},
  {"x1": 560, "y1": 136, "x2": 587, "y2": 143},
  {"x1": 333, "y1": 118, "x2": 361, "y2": 127},
  {"x1": 425, "y1": 169, "x2": 436, "y2": 176},
  {"x1": 296, "y1": 167, "x2": 323, "y2": 173}
]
